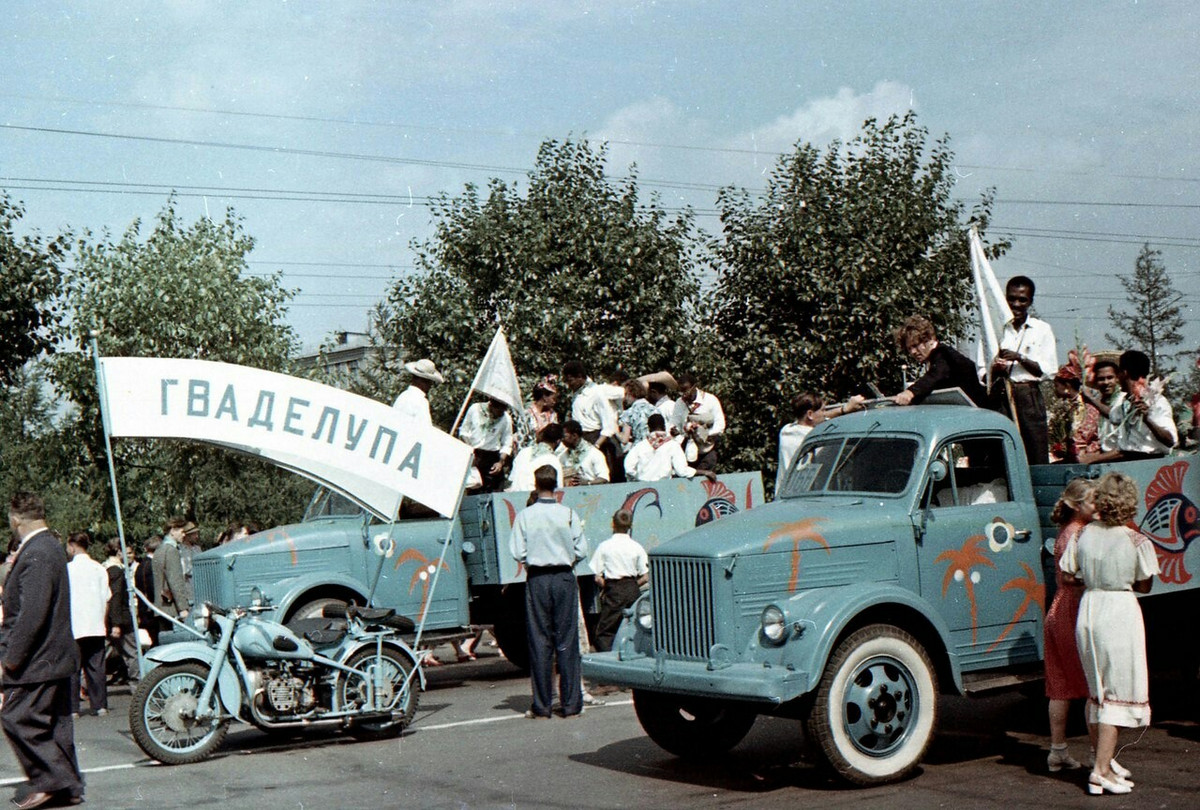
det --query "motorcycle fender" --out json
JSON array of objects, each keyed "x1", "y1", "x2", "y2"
[
  {"x1": 338, "y1": 639, "x2": 426, "y2": 691},
  {"x1": 144, "y1": 642, "x2": 247, "y2": 722}
]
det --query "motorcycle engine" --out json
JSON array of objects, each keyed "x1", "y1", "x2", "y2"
[{"x1": 263, "y1": 672, "x2": 317, "y2": 715}]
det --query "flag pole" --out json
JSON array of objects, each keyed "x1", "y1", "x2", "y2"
[{"x1": 90, "y1": 334, "x2": 148, "y2": 677}]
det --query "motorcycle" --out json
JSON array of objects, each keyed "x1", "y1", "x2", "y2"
[{"x1": 129, "y1": 600, "x2": 423, "y2": 765}]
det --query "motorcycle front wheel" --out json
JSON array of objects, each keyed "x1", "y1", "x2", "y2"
[
  {"x1": 338, "y1": 647, "x2": 420, "y2": 741},
  {"x1": 130, "y1": 661, "x2": 230, "y2": 765}
]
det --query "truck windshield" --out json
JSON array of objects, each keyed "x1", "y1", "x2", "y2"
[
  {"x1": 780, "y1": 436, "x2": 919, "y2": 497},
  {"x1": 303, "y1": 487, "x2": 365, "y2": 521}
]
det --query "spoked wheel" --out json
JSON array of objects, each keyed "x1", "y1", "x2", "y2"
[
  {"x1": 339, "y1": 646, "x2": 420, "y2": 740},
  {"x1": 130, "y1": 662, "x2": 229, "y2": 765},
  {"x1": 805, "y1": 624, "x2": 938, "y2": 786}
]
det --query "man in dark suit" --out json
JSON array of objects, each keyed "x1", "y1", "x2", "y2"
[
  {"x1": 152, "y1": 517, "x2": 192, "y2": 633},
  {"x1": 1, "y1": 491, "x2": 84, "y2": 809}
]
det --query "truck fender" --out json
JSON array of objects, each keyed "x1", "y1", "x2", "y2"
[
  {"x1": 773, "y1": 582, "x2": 964, "y2": 695},
  {"x1": 337, "y1": 638, "x2": 427, "y2": 692},
  {"x1": 143, "y1": 642, "x2": 247, "y2": 721},
  {"x1": 273, "y1": 573, "x2": 368, "y2": 618}
]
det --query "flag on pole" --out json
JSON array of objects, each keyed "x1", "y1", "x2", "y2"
[
  {"x1": 469, "y1": 327, "x2": 524, "y2": 413},
  {"x1": 969, "y1": 226, "x2": 1013, "y2": 391}
]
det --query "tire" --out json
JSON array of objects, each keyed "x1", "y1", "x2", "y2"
[
  {"x1": 129, "y1": 662, "x2": 230, "y2": 765},
  {"x1": 339, "y1": 646, "x2": 420, "y2": 741},
  {"x1": 289, "y1": 596, "x2": 349, "y2": 622},
  {"x1": 490, "y1": 586, "x2": 530, "y2": 672},
  {"x1": 805, "y1": 624, "x2": 938, "y2": 786},
  {"x1": 633, "y1": 690, "x2": 757, "y2": 760}
]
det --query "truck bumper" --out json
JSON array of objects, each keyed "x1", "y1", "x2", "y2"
[{"x1": 582, "y1": 651, "x2": 811, "y2": 705}]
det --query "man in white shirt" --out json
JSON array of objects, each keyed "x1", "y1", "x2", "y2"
[
  {"x1": 1090, "y1": 350, "x2": 1177, "y2": 461},
  {"x1": 66, "y1": 533, "x2": 112, "y2": 717},
  {"x1": 1080, "y1": 359, "x2": 1125, "y2": 462},
  {"x1": 647, "y1": 380, "x2": 675, "y2": 425},
  {"x1": 508, "y1": 424, "x2": 564, "y2": 493},
  {"x1": 671, "y1": 373, "x2": 726, "y2": 471},
  {"x1": 391, "y1": 358, "x2": 444, "y2": 426},
  {"x1": 562, "y1": 361, "x2": 621, "y2": 480},
  {"x1": 589, "y1": 508, "x2": 648, "y2": 652},
  {"x1": 989, "y1": 276, "x2": 1057, "y2": 464},
  {"x1": 776, "y1": 391, "x2": 866, "y2": 492},
  {"x1": 557, "y1": 420, "x2": 611, "y2": 486},
  {"x1": 625, "y1": 414, "x2": 716, "y2": 482},
  {"x1": 459, "y1": 397, "x2": 514, "y2": 492}
]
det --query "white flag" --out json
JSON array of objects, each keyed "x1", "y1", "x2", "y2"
[
  {"x1": 470, "y1": 327, "x2": 523, "y2": 414},
  {"x1": 969, "y1": 227, "x2": 1012, "y2": 389}
]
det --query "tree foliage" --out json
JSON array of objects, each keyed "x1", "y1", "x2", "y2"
[
  {"x1": 0, "y1": 194, "x2": 69, "y2": 384},
  {"x1": 377, "y1": 138, "x2": 702, "y2": 423},
  {"x1": 1106, "y1": 243, "x2": 1184, "y2": 379},
  {"x1": 51, "y1": 200, "x2": 308, "y2": 538},
  {"x1": 706, "y1": 113, "x2": 1005, "y2": 475}
]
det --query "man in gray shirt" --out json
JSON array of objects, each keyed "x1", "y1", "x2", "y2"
[{"x1": 509, "y1": 465, "x2": 589, "y2": 718}]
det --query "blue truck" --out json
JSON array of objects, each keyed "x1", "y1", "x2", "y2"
[
  {"x1": 190, "y1": 472, "x2": 764, "y2": 669},
  {"x1": 582, "y1": 402, "x2": 1200, "y2": 785}
]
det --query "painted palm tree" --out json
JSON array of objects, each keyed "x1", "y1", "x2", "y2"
[
  {"x1": 394, "y1": 548, "x2": 449, "y2": 624},
  {"x1": 986, "y1": 561, "x2": 1045, "y2": 653},
  {"x1": 934, "y1": 535, "x2": 996, "y2": 644},
  {"x1": 763, "y1": 517, "x2": 830, "y2": 593}
]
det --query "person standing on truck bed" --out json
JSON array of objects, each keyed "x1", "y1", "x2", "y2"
[
  {"x1": 460, "y1": 396, "x2": 515, "y2": 492},
  {"x1": 1079, "y1": 359, "x2": 1124, "y2": 463},
  {"x1": 892, "y1": 316, "x2": 988, "y2": 407},
  {"x1": 672, "y1": 372, "x2": 726, "y2": 472},
  {"x1": 558, "y1": 420, "x2": 611, "y2": 487},
  {"x1": 509, "y1": 465, "x2": 589, "y2": 719},
  {"x1": 391, "y1": 358, "x2": 444, "y2": 425},
  {"x1": 989, "y1": 276, "x2": 1058, "y2": 465},
  {"x1": 562, "y1": 360, "x2": 622, "y2": 483}
]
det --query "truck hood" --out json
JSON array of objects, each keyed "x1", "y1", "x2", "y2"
[
  {"x1": 651, "y1": 495, "x2": 912, "y2": 559},
  {"x1": 195, "y1": 516, "x2": 360, "y2": 565}
]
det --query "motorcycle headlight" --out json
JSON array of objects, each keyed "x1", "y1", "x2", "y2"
[
  {"x1": 634, "y1": 597, "x2": 653, "y2": 633},
  {"x1": 193, "y1": 603, "x2": 211, "y2": 633},
  {"x1": 760, "y1": 604, "x2": 789, "y2": 646}
]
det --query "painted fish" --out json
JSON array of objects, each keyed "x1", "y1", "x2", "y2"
[
  {"x1": 1139, "y1": 461, "x2": 1200, "y2": 584},
  {"x1": 696, "y1": 479, "x2": 738, "y2": 526}
]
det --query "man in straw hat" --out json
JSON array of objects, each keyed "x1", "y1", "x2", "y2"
[{"x1": 392, "y1": 358, "x2": 444, "y2": 427}]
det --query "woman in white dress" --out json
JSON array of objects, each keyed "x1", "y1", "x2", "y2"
[{"x1": 1060, "y1": 471, "x2": 1160, "y2": 796}]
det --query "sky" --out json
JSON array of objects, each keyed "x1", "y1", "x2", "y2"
[{"x1": 3, "y1": 1, "x2": 1199, "y2": 376}]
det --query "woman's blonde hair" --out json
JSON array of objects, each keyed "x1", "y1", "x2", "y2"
[
  {"x1": 1093, "y1": 472, "x2": 1140, "y2": 526},
  {"x1": 1051, "y1": 478, "x2": 1095, "y2": 526}
]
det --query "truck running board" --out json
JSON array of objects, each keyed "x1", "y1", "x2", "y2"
[{"x1": 961, "y1": 664, "x2": 1044, "y2": 695}]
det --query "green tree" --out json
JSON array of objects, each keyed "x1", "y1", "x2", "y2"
[
  {"x1": 377, "y1": 138, "x2": 702, "y2": 422},
  {"x1": 0, "y1": 194, "x2": 69, "y2": 384},
  {"x1": 1106, "y1": 243, "x2": 1184, "y2": 379},
  {"x1": 707, "y1": 113, "x2": 1005, "y2": 477},
  {"x1": 52, "y1": 200, "x2": 308, "y2": 537}
]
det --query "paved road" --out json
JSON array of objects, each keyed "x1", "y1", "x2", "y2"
[{"x1": 2, "y1": 648, "x2": 1197, "y2": 809}]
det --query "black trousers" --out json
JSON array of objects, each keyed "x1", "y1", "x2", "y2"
[
  {"x1": 1, "y1": 679, "x2": 84, "y2": 797},
  {"x1": 473, "y1": 449, "x2": 506, "y2": 492},
  {"x1": 594, "y1": 578, "x2": 642, "y2": 652},
  {"x1": 70, "y1": 636, "x2": 107, "y2": 713},
  {"x1": 524, "y1": 567, "x2": 582, "y2": 717},
  {"x1": 580, "y1": 431, "x2": 625, "y2": 483},
  {"x1": 1007, "y1": 382, "x2": 1049, "y2": 465}
]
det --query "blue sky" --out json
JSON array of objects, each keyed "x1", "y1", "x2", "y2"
[{"x1": 3, "y1": 1, "x2": 1198, "y2": 375}]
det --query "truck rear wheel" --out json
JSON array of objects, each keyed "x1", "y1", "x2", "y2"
[
  {"x1": 633, "y1": 690, "x2": 757, "y2": 760},
  {"x1": 805, "y1": 624, "x2": 937, "y2": 786}
]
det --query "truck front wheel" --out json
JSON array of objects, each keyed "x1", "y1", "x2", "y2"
[
  {"x1": 805, "y1": 624, "x2": 937, "y2": 786},
  {"x1": 633, "y1": 690, "x2": 757, "y2": 760}
]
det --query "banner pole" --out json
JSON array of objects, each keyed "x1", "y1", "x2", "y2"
[{"x1": 90, "y1": 336, "x2": 147, "y2": 677}]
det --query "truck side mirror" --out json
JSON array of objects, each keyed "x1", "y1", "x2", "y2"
[{"x1": 929, "y1": 459, "x2": 949, "y2": 482}]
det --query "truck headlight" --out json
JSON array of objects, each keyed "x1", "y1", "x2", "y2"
[
  {"x1": 250, "y1": 586, "x2": 265, "y2": 608},
  {"x1": 635, "y1": 597, "x2": 653, "y2": 633},
  {"x1": 193, "y1": 603, "x2": 211, "y2": 633},
  {"x1": 760, "y1": 604, "x2": 788, "y2": 645}
]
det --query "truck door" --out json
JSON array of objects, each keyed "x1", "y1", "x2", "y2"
[
  {"x1": 917, "y1": 434, "x2": 1043, "y2": 670},
  {"x1": 372, "y1": 514, "x2": 471, "y2": 630}
]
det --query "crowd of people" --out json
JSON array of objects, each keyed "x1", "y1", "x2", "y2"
[{"x1": 391, "y1": 357, "x2": 728, "y2": 493}]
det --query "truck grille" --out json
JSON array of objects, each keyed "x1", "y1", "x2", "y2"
[
  {"x1": 191, "y1": 558, "x2": 228, "y2": 607},
  {"x1": 651, "y1": 557, "x2": 716, "y2": 660}
]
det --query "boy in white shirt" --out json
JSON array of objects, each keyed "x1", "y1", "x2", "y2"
[{"x1": 589, "y1": 509, "x2": 648, "y2": 652}]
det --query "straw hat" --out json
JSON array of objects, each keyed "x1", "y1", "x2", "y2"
[{"x1": 404, "y1": 358, "x2": 444, "y2": 383}]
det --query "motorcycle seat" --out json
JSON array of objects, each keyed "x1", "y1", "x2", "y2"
[{"x1": 286, "y1": 617, "x2": 348, "y2": 647}]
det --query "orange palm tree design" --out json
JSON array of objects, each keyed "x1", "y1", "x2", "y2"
[
  {"x1": 985, "y1": 562, "x2": 1045, "y2": 653},
  {"x1": 763, "y1": 518, "x2": 830, "y2": 593},
  {"x1": 934, "y1": 535, "x2": 996, "y2": 644},
  {"x1": 395, "y1": 548, "x2": 450, "y2": 623}
]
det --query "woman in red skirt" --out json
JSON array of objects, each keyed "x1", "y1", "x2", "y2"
[{"x1": 1043, "y1": 478, "x2": 1094, "y2": 772}]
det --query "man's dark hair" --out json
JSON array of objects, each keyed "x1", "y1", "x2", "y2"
[
  {"x1": 647, "y1": 413, "x2": 666, "y2": 432},
  {"x1": 66, "y1": 531, "x2": 90, "y2": 550},
  {"x1": 106, "y1": 538, "x2": 123, "y2": 557},
  {"x1": 562, "y1": 360, "x2": 586, "y2": 379},
  {"x1": 1119, "y1": 350, "x2": 1151, "y2": 380},
  {"x1": 608, "y1": 368, "x2": 630, "y2": 385},
  {"x1": 561, "y1": 419, "x2": 582, "y2": 436},
  {"x1": 533, "y1": 464, "x2": 559, "y2": 492},
  {"x1": 677, "y1": 372, "x2": 697, "y2": 388},
  {"x1": 1093, "y1": 359, "x2": 1119, "y2": 375},
  {"x1": 612, "y1": 508, "x2": 633, "y2": 533},
  {"x1": 647, "y1": 381, "x2": 668, "y2": 398},
  {"x1": 145, "y1": 535, "x2": 162, "y2": 553},
  {"x1": 538, "y1": 422, "x2": 564, "y2": 445},
  {"x1": 792, "y1": 391, "x2": 824, "y2": 419},
  {"x1": 164, "y1": 516, "x2": 188, "y2": 532},
  {"x1": 9, "y1": 491, "x2": 45, "y2": 522},
  {"x1": 1006, "y1": 275, "x2": 1036, "y2": 297}
]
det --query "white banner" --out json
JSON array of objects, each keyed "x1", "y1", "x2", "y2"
[
  {"x1": 969, "y1": 226, "x2": 1013, "y2": 388},
  {"x1": 98, "y1": 357, "x2": 473, "y2": 519},
  {"x1": 469, "y1": 327, "x2": 523, "y2": 414}
]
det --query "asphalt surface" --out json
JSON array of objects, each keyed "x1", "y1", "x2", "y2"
[{"x1": 2, "y1": 645, "x2": 1198, "y2": 809}]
